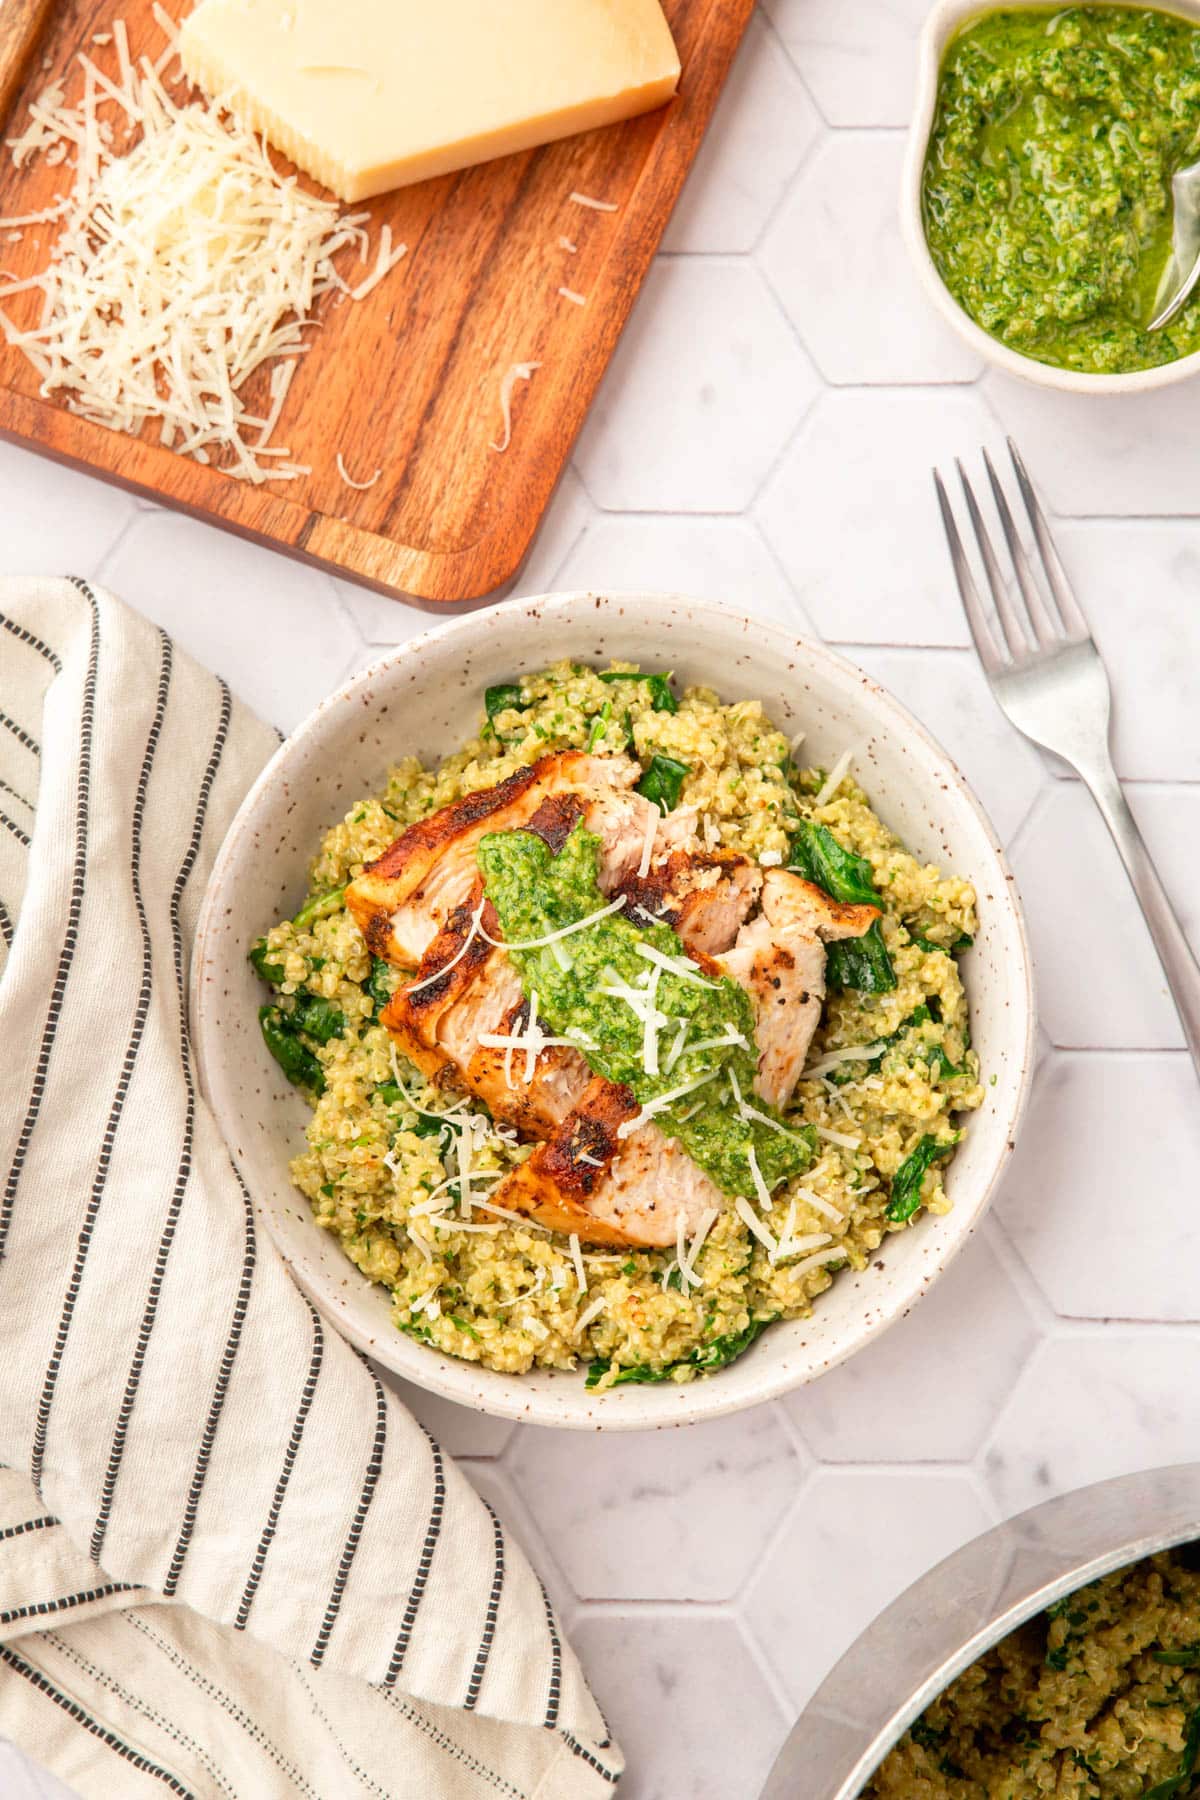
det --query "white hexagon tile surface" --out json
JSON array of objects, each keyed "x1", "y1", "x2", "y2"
[{"x1": 6, "y1": 5, "x2": 1200, "y2": 1796}]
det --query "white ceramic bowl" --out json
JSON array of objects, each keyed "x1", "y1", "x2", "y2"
[
  {"x1": 903, "y1": 0, "x2": 1200, "y2": 394},
  {"x1": 191, "y1": 591, "x2": 1034, "y2": 1430}
]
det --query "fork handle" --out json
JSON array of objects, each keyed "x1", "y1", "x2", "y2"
[{"x1": 1080, "y1": 754, "x2": 1200, "y2": 1072}]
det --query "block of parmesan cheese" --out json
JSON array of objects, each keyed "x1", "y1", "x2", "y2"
[{"x1": 179, "y1": 0, "x2": 681, "y2": 203}]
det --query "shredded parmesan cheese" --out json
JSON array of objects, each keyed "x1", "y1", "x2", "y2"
[
  {"x1": 336, "y1": 451, "x2": 382, "y2": 489},
  {"x1": 488, "y1": 359, "x2": 540, "y2": 454},
  {"x1": 558, "y1": 235, "x2": 578, "y2": 252},
  {"x1": 636, "y1": 799, "x2": 660, "y2": 878},
  {"x1": 521, "y1": 991, "x2": 543, "y2": 1086},
  {"x1": 616, "y1": 1068, "x2": 719, "y2": 1139},
  {"x1": 472, "y1": 1199, "x2": 550, "y2": 1230},
  {"x1": 0, "y1": 42, "x2": 408, "y2": 482},
  {"x1": 783, "y1": 1232, "x2": 835, "y2": 1258},
  {"x1": 830, "y1": 1086, "x2": 858, "y2": 1127},
  {"x1": 494, "y1": 1269, "x2": 548, "y2": 1309},
  {"x1": 783, "y1": 1246, "x2": 849, "y2": 1279},
  {"x1": 386, "y1": 1047, "x2": 468, "y2": 1129},
  {"x1": 813, "y1": 746, "x2": 857, "y2": 809},
  {"x1": 598, "y1": 967, "x2": 671, "y2": 1075},
  {"x1": 478, "y1": 988, "x2": 579, "y2": 1085},
  {"x1": 429, "y1": 1217, "x2": 504, "y2": 1235},
  {"x1": 727, "y1": 1067, "x2": 808, "y2": 1143},
  {"x1": 574, "y1": 1295, "x2": 607, "y2": 1336},
  {"x1": 6, "y1": 82, "x2": 69, "y2": 167},
  {"x1": 640, "y1": 963, "x2": 663, "y2": 1077},
  {"x1": 734, "y1": 1195, "x2": 778, "y2": 1259},
  {"x1": 150, "y1": 3, "x2": 179, "y2": 52},
  {"x1": 684, "y1": 1026, "x2": 749, "y2": 1058},
  {"x1": 746, "y1": 1142, "x2": 773, "y2": 1213},
  {"x1": 568, "y1": 1232, "x2": 587, "y2": 1296},
  {"x1": 405, "y1": 903, "x2": 485, "y2": 995},
  {"x1": 557, "y1": 286, "x2": 586, "y2": 306},
  {"x1": 771, "y1": 1201, "x2": 834, "y2": 1261},
  {"x1": 478, "y1": 895, "x2": 627, "y2": 953},
  {"x1": 633, "y1": 942, "x2": 716, "y2": 988},
  {"x1": 795, "y1": 1184, "x2": 844, "y2": 1226},
  {"x1": 476, "y1": 1001, "x2": 579, "y2": 1081},
  {"x1": 663, "y1": 1018, "x2": 690, "y2": 1075},
  {"x1": 410, "y1": 1169, "x2": 504, "y2": 1216},
  {"x1": 815, "y1": 1124, "x2": 861, "y2": 1151},
  {"x1": 681, "y1": 1208, "x2": 720, "y2": 1286},
  {"x1": 251, "y1": 359, "x2": 297, "y2": 454},
  {"x1": 772, "y1": 1199, "x2": 798, "y2": 1265},
  {"x1": 569, "y1": 191, "x2": 618, "y2": 211},
  {"x1": 344, "y1": 224, "x2": 407, "y2": 300},
  {"x1": 803, "y1": 1041, "x2": 889, "y2": 1079}
]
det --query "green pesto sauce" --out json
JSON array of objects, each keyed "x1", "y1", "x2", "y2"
[
  {"x1": 924, "y1": 5, "x2": 1200, "y2": 373},
  {"x1": 476, "y1": 823, "x2": 814, "y2": 1199}
]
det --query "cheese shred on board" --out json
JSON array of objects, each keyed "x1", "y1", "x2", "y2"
[
  {"x1": 0, "y1": 33, "x2": 407, "y2": 482},
  {"x1": 488, "y1": 359, "x2": 540, "y2": 454},
  {"x1": 335, "y1": 450, "x2": 382, "y2": 489}
]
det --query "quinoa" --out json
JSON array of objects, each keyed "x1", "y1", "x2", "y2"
[
  {"x1": 251, "y1": 660, "x2": 983, "y2": 1384},
  {"x1": 864, "y1": 1549, "x2": 1200, "y2": 1798}
]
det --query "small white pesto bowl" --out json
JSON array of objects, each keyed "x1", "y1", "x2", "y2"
[
  {"x1": 190, "y1": 591, "x2": 1034, "y2": 1432},
  {"x1": 903, "y1": 0, "x2": 1200, "y2": 394}
]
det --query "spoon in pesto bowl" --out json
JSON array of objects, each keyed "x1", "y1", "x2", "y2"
[{"x1": 1148, "y1": 156, "x2": 1200, "y2": 331}]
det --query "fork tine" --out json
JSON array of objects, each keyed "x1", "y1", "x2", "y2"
[
  {"x1": 982, "y1": 448, "x2": 1059, "y2": 647},
  {"x1": 933, "y1": 469, "x2": 1006, "y2": 676},
  {"x1": 956, "y1": 460, "x2": 1033, "y2": 661},
  {"x1": 1007, "y1": 439, "x2": 1091, "y2": 641}
]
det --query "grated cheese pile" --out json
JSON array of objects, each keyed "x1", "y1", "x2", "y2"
[{"x1": 0, "y1": 28, "x2": 406, "y2": 482}]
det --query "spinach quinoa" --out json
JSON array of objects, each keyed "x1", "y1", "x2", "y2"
[
  {"x1": 250, "y1": 662, "x2": 983, "y2": 1387},
  {"x1": 865, "y1": 1548, "x2": 1200, "y2": 1799},
  {"x1": 924, "y1": 5, "x2": 1200, "y2": 374}
]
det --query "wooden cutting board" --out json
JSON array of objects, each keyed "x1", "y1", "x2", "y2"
[{"x1": 0, "y1": 0, "x2": 753, "y2": 603}]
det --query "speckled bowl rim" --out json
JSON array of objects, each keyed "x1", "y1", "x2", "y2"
[
  {"x1": 191, "y1": 590, "x2": 1035, "y2": 1432},
  {"x1": 902, "y1": 0, "x2": 1200, "y2": 395}
]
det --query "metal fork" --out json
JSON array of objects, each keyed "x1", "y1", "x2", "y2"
[{"x1": 935, "y1": 440, "x2": 1200, "y2": 1077}]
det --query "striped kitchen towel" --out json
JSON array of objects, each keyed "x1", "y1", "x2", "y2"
[{"x1": 0, "y1": 579, "x2": 621, "y2": 1799}]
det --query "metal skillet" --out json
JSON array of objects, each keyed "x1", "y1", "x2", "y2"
[{"x1": 761, "y1": 1464, "x2": 1200, "y2": 1799}]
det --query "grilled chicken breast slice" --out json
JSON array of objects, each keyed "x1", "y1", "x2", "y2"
[
  {"x1": 620, "y1": 850, "x2": 762, "y2": 956},
  {"x1": 489, "y1": 1076, "x2": 725, "y2": 1248},
  {"x1": 518, "y1": 785, "x2": 660, "y2": 898},
  {"x1": 378, "y1": 773, "x2": 681, "y2": 1134},
  {"x1": 346, "y1": 750, "x2": 641, "y2": 968},
  {"x1": 382, "y1": 893, "x2": 591, "y2": 1138},
  {"x1": 716, "y1": 868, "x2": 879, "y2": 1109}
]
